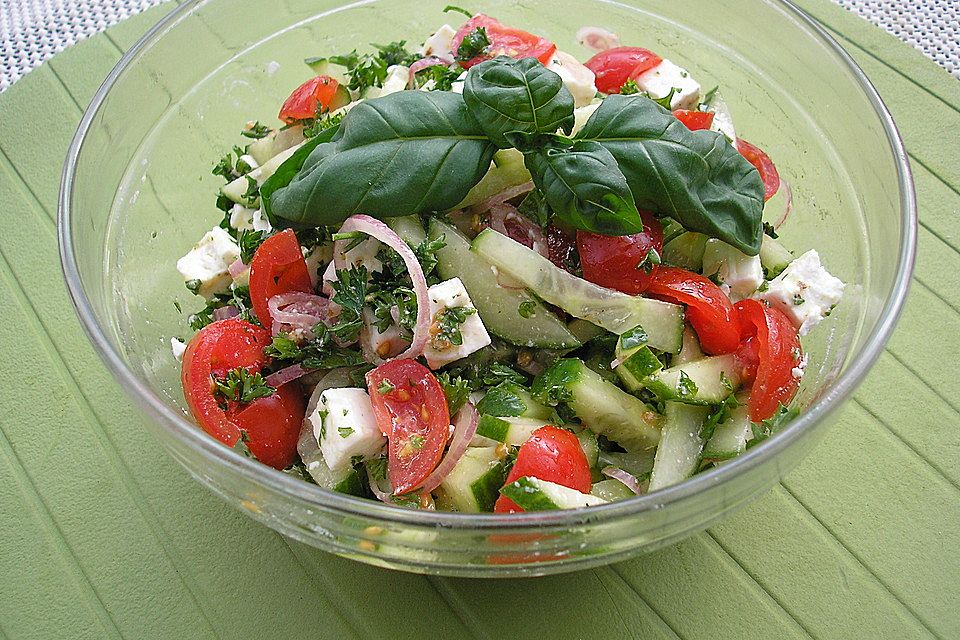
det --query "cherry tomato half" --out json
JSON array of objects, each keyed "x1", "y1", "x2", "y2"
[
  {"x1": 674, "y1": 109, "x2": 715, "y2": 131},
  {"x1": 365, "y1": 359, "x2": 451, "y2": 495},
  {"x1": 584, "y1": 47, "x2": 662, "y2": 94},
  {"x1": 644, "y1": 266, "x2": 740, "y2": 355},
  {"x1": 576, "y1": 210, "x2": 663, "y2": 292},
  {"x1": 494, "y1": 426, "x2": 592, "y2": 513},
  {"x1": 734, "y1": 300, "x2": 802, "y2": 422},
  {"x1": 248, "y1": 229, "x2": 313, "y2": 329},
  {"x1": 736, "y1": 139, "x2": 780, "y2": 201},
  {"x1": 451, "y1": 14, "x2": 557, "y2": 69},
  {"x1": 278, "y1": 75, "x2": 343, "y2": 124},
  {"x1": 181, "y1": 318, "x2": 304, "y2": 469}
]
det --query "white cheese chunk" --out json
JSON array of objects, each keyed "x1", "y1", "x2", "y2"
[
  {"x1": 251, "y1": 206, "x2": 272, "y2": 233},
  {"x1": 634, "y1": 59, "x2": 701, "y2": 110},
  {"x1": 421, "y1": 24, "x2": 457, "y2": 59},
  {"x1": 546, "y1": 50, "x2": 598, "y2": 108},
  {"x1": 228, "y1": 204, "x2": 256, "y2": 231},
  {"x1": 176, "y1": 226, "x2": 240, "y2": 298},
  {"x1": 450, "y1": 70, "x2": 467, "y2": 95},
  {"x1": 572, "y1": 100, "x2": 602, "y2": 135},
  {"x1": 365, "y1": 65, "x2": 409, "y2": 99},
  {"x1": 309, "y1": 387, "x2": 386, "y2": 472},
  {"x1": 360, "y1": 307, "x2": 410, "y2": 360},
  {"x1": 303, "y1": 243, "x2": 332, "y2": 289},
  {"x1": 702, "y1": 239, "x2": 764, "y2": 301},
  {"x1": 170, "y1": 337, "x2": 186, "y2": 362},
  {"x1": 322, "y1": 237, "x2": 383, "y2": 297},
  {"x1": 753, "y1": 250, "x2": 845, "y2": 336},
  {"x1": 423, "y1": 277, "x2": 491, "y2": 369},
  {"x1": 708, "y1": 91, "x2": 737, "y2": 142}
]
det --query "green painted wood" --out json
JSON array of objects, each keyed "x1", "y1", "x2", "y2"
[{"x1": 1, "y1": 2, "x2": 958, "y2": 639}]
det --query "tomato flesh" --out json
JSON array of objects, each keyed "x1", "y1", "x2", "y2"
[
  {"x1": 366, "y1": 360, "x2": 451, "y2": 495},
  {"x1": 279, "y1": 75, "x2": 342, "y2": 124},
  {"x1": 734, "y1": 300, "x2": 802, "y2": 422},
  {"x1": 451, "y1": 14, "x2": 557, "y2": 69},
  {"x1": 181, "y1": 318, "x2": 304, "y2": 469},
  {"x1": 576, "y1": 210, "x2": 663, "y2": 292},
  {"x1": 644, "y1": 266, "x2": 740, "y2": 355},
  {"x1": 736, "y1": 139, "x2": 780, "y2": 201},
  {"x1": 584, "y1": 47, "x2": 662, "y2": 94},
  {"x1": 494, "y1": 426, "x2": 592, "y2": 513},
  {"x1": 248, "y1": 229, "x2": 313, "y2": 329},
  {"x1": 674, "y1": 109, "x2": 715, "y2": 131}
]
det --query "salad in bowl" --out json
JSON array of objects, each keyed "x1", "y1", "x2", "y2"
[{"x1": 173, "y1": 9, "x2": 844, "y2": 514}]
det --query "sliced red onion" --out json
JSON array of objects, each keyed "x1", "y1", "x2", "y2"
[
  {"x1": 468, "y1": 181, "x2": 534, "y2": 215},
  {"x1": 407, "y1": 56, "x2": 454, "y2": 87},
  {"x1": 488, "y1": 203, "x2": 549, "y2": 258},
  {"x1": 268, "y1": 291, "x2": 330, "y2": 336},
  {"x1": 228, "y1": 257, "x2": 247, "y2": 278},
  {"x1": 418, "y1": 402, "x2": 479, "y2": 495},
  {"x1": 774, "y1": 179, "x2": 793, "y2": 230},
  {"x1": 602, "y1": 466, "x2": 645, "y2": 495},
  {"x1": 610, "y1": 355, "x2": 626, "y2": 370},
  {"x1": 213, "y1": 305, "x2": 239, "y2": 321},
  {"x1": 576, "y1": 26, "x2": 621, "y2": 52},
  {"x1": 492, "y1": 265, "x2": 526, "y2": 290},
  {"x1": 366, "y1": 464, "x2": 393, "y2": 503},
  {"x1": 265, "y1": 363, "x2": 313, "y2": 388},
  {"x1": 337, "y1": 215, "x2": 429, "y2": 360}
]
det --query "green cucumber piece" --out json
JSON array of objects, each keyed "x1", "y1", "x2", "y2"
[
  {"x1": 472, "y1": 229, "x2": 684, "y2": 353},
  {"x1": 759, "y1": 234, "x2": 793, "y2": 278},
  {"x1": 702, "y1": 401, "x2": 752, "y2": 461},
  {"x1": 662, "y1": 232, "x2": 708, "y2": 271},
  {"x1": 439, "y1": 447, "x2": 508, "y2": 512},
  {"x1": 533, "y1": 359, "x2": 662, "y2": 452},
  {"x1": 430, "y1": 219, "x2": 580, "y2": 349},
  {"x1": 648, "y1": 402, "x2": 709, "y2": 491},
  {"x1": 222, "y1": 142, "x2": 303, "y2": 205},
  {"x1": 475, "y1": 382, "x2": 553, "y2": 420},
  {"x1": 660, "y1": 217, "x2": 687, "y2": 245},
  {"x1": 302, "y1": 457, "x2": 367, "y2": 497},
  {"x1": 576, "y1": 429, "x2": 600, "y2": 469},
  {"x1": 675, "y1": 326, "x2": 704, "y2": 366},
  {"x1": 615, "y1": 346, "x2": 663, "y2": 392},
  {"x1": 597, "y1": 449, "x2": 655, "y2": 478},
  {"x1": 590, "y1": 479, "x2": 636, "y2": 501},
  {"x1": 303, "y1": 57, "x2": 350, "y2": 85},
  {"x1": 475, "y1": 415, "x2": 547, "y2": 446},
  {"x1": 500, "y1": 476, "x2": 607, "y2": 510},
  {"x1": 645, "y1": 354, "x2": 740, "y2": 405},
  {"x1": 455, "y1": 149, "x2": 531, "y2": 209},
  {"x1": 567, "y1": 319, "x2": 606, "y2": 344},
  {"x1": 386, "y1": 215, "x2": 427, "y2": 246}
]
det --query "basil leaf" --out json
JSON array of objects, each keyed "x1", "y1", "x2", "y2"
[
  {"x1": 260, "y1": 124, "x2": 340, "y2": 227},
  {"x1": 463, "y1": 56, "x2": 575, "y2": 148},
  {"x1": 576, "y1": 94, "x2": 764, "y2": 255},
  {"x1": 522, "y1": 137, "x2": 644, "y2": 236},
  {"x1": 269, "y1": 92, "x2": 497, "y2": 227}
]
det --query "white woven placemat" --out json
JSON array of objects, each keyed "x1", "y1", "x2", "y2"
[{"x1": 0, "y1": 0, "x2": 958, "y2": 92}]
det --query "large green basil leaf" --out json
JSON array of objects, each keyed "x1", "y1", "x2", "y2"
[
  {"x1": 259, "y1": 125, "x2": 340, "y2": 227},
  {"x1": 522, "y1": 138, "x2": 644, "y2": 235},
  {"x1": 268, "y1": 91, "x2": 497, "y2": 227},
  {"x1": 575, "y1": 95, "x2": 765, "y2": 255},
  {"x1": 463, "y1": 56, "x2": 575, "y2": 149}
]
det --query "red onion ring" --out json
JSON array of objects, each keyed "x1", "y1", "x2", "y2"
[
  {"x1": 227, "y1": 257, "x2": 246, "y2": 278},
  {"x1": 774, "y1": 179, "x2": 793, "y2": 230},
  {"x1": 267, "y1": 291, "x2": 330, "y2": 336},
  {"x1": 468, "y1": 181, "x2": 534, "y2": 215},
  {"x1": 265, "y1": 363, "x2": 313, "y2": 388},
  {"x1": 367, "y1": 464, "x2": 393, "y2": 503},
  {"x1": 601, "y1": 466, "x2": 645, "y2": 495},
  {"x1": 576, "y1": 26, "x2": 621, "y2": 52},
  {"x1": 418, "y1": 402, "x2": 479, "y2": 495},
  {"x1": 213, "y1": 305, "x2": 239, "y2": 321},
  {"x1": 488, "y1": 203, "x2": 549, "y2": 258},
  {"x1": 407, "y1": 56, "x2": 454, "y2": 88},
  {"x1": 337, "y1": 215, "x2": 429, "y2": 361}
]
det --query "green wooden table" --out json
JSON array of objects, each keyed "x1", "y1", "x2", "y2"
[{"x1": 2, "y1": 2, "x2": 958, "y2": 638}]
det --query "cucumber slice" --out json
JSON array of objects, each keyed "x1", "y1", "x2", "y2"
[
  {"x1": 455, "y1": 149, "x2": 531, "y2": 209},
  {"x1": 472, "y1": 229, "x2": 684, "y2": 353},
  {"x1": 702, "y1": 401, "x2": 752, "y2": 461},
  {"x1": 759, "y1": 234, "x2": 793, "y2": 278},
  {"x1": 439, "y1": 447, "x2": 508, "y2": 512},
  {"x1": 475, "y1": 382, "x2": 553, "y2": 420},
  {"x1": 386, "y1": 214, "x2": 427, "y2": 246},
  {"x1": 660, "y1": 217, "x2": 687, "y2": 245},
  {"x1": 567, "y1": 319, "x2": 606, "y2": 345},
  {"x1": 597, "y1": 449, "x2": 655, "y2": 478},
  {"x1": 533, "y1": 359, "x2": 662, "y2": 452},
  {"x1": 590, "y1": 479, "x2": 636, "y2": 501},
  {"x1": 674, "y1": 326, "x2": 704, "y2": 366},
  {"x1": 247, "y1": 125, "x2": 306, "y2": 166},
  {"x1": 475, "y1": 415, "x2": 547, "y2": 446},
  {"x1": 613, "y1": 328, "x2": 663, "y2": 391},
  {"x1": 645, "y1": 354, "x2": 740, "y2": 405},
  {"x1": 576, "y1": 429, "x2": 599, "y2": 468},
  {"x1": 303, "y1": 57, "x2": 349, "y2": 85},
  {"x1": 648, "y1": 402, "x2": 709, "y2": 491},
  {"x1": 222, "y1": 142, "x2": 303, "y2": 205},
  {"x1": 662, "y1": 232, "x2": 708, "y2": 271},
  {"x1": 500, "y1": 476, "x2": 607, "y2": 510},
  {"x1": 430, "y1": 219, "x2": 580, "y2": 349},
  {"x1": 302, "y1": 457, "x2": 367, "y2": 496}
]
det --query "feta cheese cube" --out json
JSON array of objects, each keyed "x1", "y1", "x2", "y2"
[
  {"x1": 546, "y1": 50, "x2": 598, "y2": 108},
  {"x1": 303, "y1": 243, "x2": 332, "y2": 288},
  {"x1": 421, "y1": 24, "x2": 457, "y2": 59},
  {"x1": 753, "y1": 250, "x2": 845, "y2": 336},
  {"x1": 176, "y1": 226, "x2": 240, "y2": 298},
  {"x1": 309, "y1": 387, "x2": 386, "y2": 472},
  {"x1": 229, "y1": 204, "x2": 256, "y2": 231},
  {"x1": 322, "y1": 237, "x2": 383, "y2": 297},
  {"x1": 450, "y1": 70, "x2": 467, "y2": 95},
  {"x1": 572, "y1": 100, "x2": 601, "y2": 135},
  {"x1": 365, "y1": 65, "x2": 409, "y2": 99},
  {"x1": 170, "y1": 337, "x2": 186, "y2": 362},
  {"x1": 423, "y1": 277, "x2": 491, "y2": 369},
  {"x1": 702, "y1": 239, "x2": 764, "y2": 300},
  {"x1": 708, "y1": 91, "x2": 737, "y2": 142},
  {"x1": 634, "y1": 59, "x2": 701, "y2": 110},
  {"x1": 251, "y1": 206, "x2": 272, "y2": 233},
  {"x1": 361, "y1": 307, "x2": 410, "y2": 360}
]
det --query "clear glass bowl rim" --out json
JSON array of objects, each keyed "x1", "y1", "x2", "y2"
[{"x1": 58, "y1": 0, "x2": 917, "y2": 531}]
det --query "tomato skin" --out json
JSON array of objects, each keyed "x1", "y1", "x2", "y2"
[
  {"x1": 734, "y1": 300, "x2": 802, "y2": 422},
  {"x1": 576, "y1": 210, "x2": 663, "y2": 292},
  {"x1": 584, "y1": 47, "x2": 662, "y2": 94},
  {"x1": 494, "y1": 426, "x2": 592, "y2": 513},
  {"x1": 248, "y1": 229, "x2": 313, "y2": 329},
  {"x1": 674, "y1": 109, "x2": 715, "y2": 131},
  {"x1": 365, "y1": 360, "x2": 451, "y2": 495},
  {"x1": 181, "y1": 318, "x2": 304, "y2": 469},
  {"x1": 736, "y1": 139, "x2": 780, "y2": 201},
  {"x1": 644, "y1": 266, "x2": 740, "y2": 355},
  {"x1": 451, "y1": 14, "x2": 557, "y2": 69},
  {"x1": 546, "y1": 224, "x2": 577, "y2": 270},
  {"x1": 278, "y1": 75, "x2": 342, "y2": 124}
]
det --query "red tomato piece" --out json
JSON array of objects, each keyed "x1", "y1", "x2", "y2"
[
  {"x1": 644, "y1": 266, "x2": 740, "y2": 355},
  {"x1": 736, "y1": 139, "x2": 780, "y2": 201},
  {"x1": 546, "y1": 224, "x2": 577, "y2": 270},
  {"x1": 278, "y1": 75, "x2": 342, "y2": 124},
  {"x1": 576, "y1": 210, "x2": 663, "y2": 293},
  {"x1": 494, "y1": 426, "x2": 592, "y2": 513},
  {"x1": 365, "y1": 360, "x2": 451, "y2": 495},
  {"x1": 181, "y1": 318, "x2": 304, "y2": 469},
  {"x1": 734, "y1": 300, "x2": 802, "y2": 422},
  {"x1": 248, "y1": 229, "x2": 313, "y2": 329},
  {"x1": 451, "y1": 14, "x2": 557, "y2": 69},
  {"x1": 584, "y1": 47, "x2": 662, "y2": 94},
  {"x1": 674, "y1": 109, "x2": 715, "y2": 131}
]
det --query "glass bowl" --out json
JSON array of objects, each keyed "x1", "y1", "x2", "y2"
[{"x1": 59, "y1": 0, "x2": 915, "y2": 577}]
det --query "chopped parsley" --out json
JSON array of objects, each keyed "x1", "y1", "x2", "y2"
[
  {"x1": 700, "y1": 394, "x2": 740, "y2": 440},
  {"x1": 476, "y1": 383, "x2": 528, "y2": 417},
  {"x1": 413, "y1": 64, "x2": 462, "y2": 92},
  {"x1": 455, "y1": 27, "x2": 490, "y2": 62},
  {"x1": 373, "y1": 40, "x2": 417, "y2": 67},
  {"x1": 762, "y1": 222, "x2": 779, "y2": 239},
  {"x1": 518, "y1": 300, "x2": 537, "y2": 319},
  {"x1": 327, "y1": 265, "x2": 370, "y2": 343},
  {"x1": 237, "y1": 229, "x2": 265, "y2": 264},
  {"x1": 264, "y1": 333, "x2": 301, "y2": 360},
  {"x1": 480, "y1": 363, "x2": 526, "y2": 387},
  {"x1": 443, "y1": 5, "x2": 473, "y2": 18},
  {"x1": 433, "y1": 306, "x2": 476, "y2": 347},
  {"x1": 746, "y1": 404, "x2": 799, "y2": 449},
  {"x1": 676, "y1": 370, "x2": 699, "y2": 398},
  {"x1": 214, "y1": 368, "x2": 275, "y2": 405},
  {"x1": 232, "y1": 430, "x2": 257, "y2": 459},
  {"x1": 436, "y1": 372, "x2": 471, "y2": 415},
  {"x1": 650, "y1": 87, "x2": 678, "y2": 110},
  {"x1": 636, "y1": 248, "x2": 661, "y2": 273},
  {"x1": 188, "y1": 286, "x2": 255, "y2": 331},
  {"x1": 241, "y1": 121, "x2": 271, "y2": 139},
  {"x1": 338, "y1": 426, "x2": 355, "y2": 438},
  {"x1": 329, "y1": 41, "x2": 415, "y2": 93},
  {"x1": 792, "y1": 293, "x2": 805, "y2": 306},
  {"x1": 303, "y1": 110, "x2": 344, "y2": 138},
  {"x1": 377, "y1": 379, "x2": 396, "y2": 395},
  {"x1": 366, "y1": 457, "x2": 388, "y2": 481},
  {"x1": 241, "y1": 176, "x2": 259, "y2": 206},
  {"x1": 619, "y1": 79, "x2": 640, "y2": 95}
]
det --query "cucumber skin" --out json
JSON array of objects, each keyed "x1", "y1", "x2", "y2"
[
  {"x1": 455, "y1": 149, "x2": 530, "y2": 209},
  {"x1": 648, "y1": 403, "x2": 709, "y2": 492},
  {"x1": 501, "y1": 476, "x2": 607, "y2": 510},
  {"x1": 470, "y1": 461, "x2": 509, "y2": 512},
  {"x1": 645, "y1": 355, "x2": 740, "y2": 406},
  {"x1": 759, "y1": 235, "x2": 793, "y2": 278},
  {"x1": 615, "y1": 346, "x2": 663, "y2": 392},
  {"x1": 476, "y1": 383, "x2": 553, "y2": 420},
  {"x1": 441, "y1": 448, "x2": 506, "y2": 512}
]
